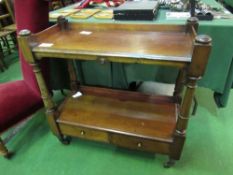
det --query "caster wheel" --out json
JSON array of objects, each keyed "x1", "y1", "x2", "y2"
[
  {"x1": 163, "y1": 159, "x2": 175, "y2": 168},
  {"x1": 129, "y1": 81, "x2": 137, "y2": 91},
  {"x1": 60, "y1": 136, "x2": 72, "y2": 145},
  {"x1": 213, "y1": 92, "x2": 223, "y2": 108},
  {"x1": 4, "y1": 152, "x2": 14, "y2": 159}
]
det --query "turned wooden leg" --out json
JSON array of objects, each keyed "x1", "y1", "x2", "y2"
[
  {"x1": 19, "y1": 30, "x2": 65, "y2": 142},
  {"x1": 59, "y1": 136, "x2": 72, "y2": 145},
  {"x1": 172, "y1": 34, "x2": 212, "y2": 162}
]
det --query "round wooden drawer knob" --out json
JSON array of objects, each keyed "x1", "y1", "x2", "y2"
[
  {"x1": 137, "y1": 142, "x2": 142, "y2": 148},
  {"x1": 80, "y1": 130, "x2": 85, "y2": 136}
]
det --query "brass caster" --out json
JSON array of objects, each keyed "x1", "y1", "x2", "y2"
[
  {"x1": 60, "y1": 136, "x2": 72, "y2": 145},
  {"x1": 163, "y1": 158, "x2": 175, "y2": 168}
]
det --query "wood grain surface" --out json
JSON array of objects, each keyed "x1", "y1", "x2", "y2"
[
  {"x1": 57, "y1": 86, "x2": 177, "y2": 142},
  {"x1": 33, "y1": 23, "x2": 193, "y2": 62}
]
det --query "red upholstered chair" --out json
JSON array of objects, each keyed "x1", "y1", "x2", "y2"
[{"x1": 0, "y1": 0, "x2": 49, "y2": 157}]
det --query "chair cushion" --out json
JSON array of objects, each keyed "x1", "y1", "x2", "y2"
[{"x1": 0, "y1": 80, "x2": 42, "y2": 132}]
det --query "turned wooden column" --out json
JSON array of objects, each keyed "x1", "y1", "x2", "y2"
[
  {"x1": 174, "y1": 17, "x2": 199, "y2": 103},
  {"x1": 171, "y1": 34, "x2": 212, "y2": 160},
  {"x1": 18, "y1": 30, "x2": 63, "y2": 140},
  {"x1": 177, "y1": 35, "x2": 212, "y2": 131},
  {"x1": 57, "y1": 16, "x2": 80, "y2": 92}
]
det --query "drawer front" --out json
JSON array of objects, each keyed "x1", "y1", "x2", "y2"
[
  {"x1": 59, "y1": 124, "x2": 109, "y2": 143},
  {"x1": 110, "y1": 133, "x2": 170, "y2": 154}
]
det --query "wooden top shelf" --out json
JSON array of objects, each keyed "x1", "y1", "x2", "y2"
[
  {"x1": 32, "y1": 23, "x2": 193, "y2": 65},
  {"x1": 57, "y1": 86, "x2": 177, "y2": 142}
]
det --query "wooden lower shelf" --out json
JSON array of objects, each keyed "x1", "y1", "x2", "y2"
[{"x1": 57, "y1": 86, "x2": 178, "y2": 153}]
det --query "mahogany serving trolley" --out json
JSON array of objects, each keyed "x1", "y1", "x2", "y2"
[{"x1": 18, "y1": 16, "x2": 211, "y2": 167}]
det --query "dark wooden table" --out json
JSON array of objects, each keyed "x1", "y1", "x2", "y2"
[{"x1": 18, "y1": 17, "x2": 211, "y2": 167}]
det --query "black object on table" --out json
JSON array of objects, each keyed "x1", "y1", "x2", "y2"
[{"x1": 113, "y1": 1, "x2": 159, "y2": 20}]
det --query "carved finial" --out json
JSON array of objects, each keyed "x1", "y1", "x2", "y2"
[
  {"x1": 57, "y1": 16, "x2": 69, "y2": 31},
  {"x1": 187, "y1": 17, "x2": 198, "y2": 24},
  {"x1": 186, "y1": 17, "x2": 199, "y2": 33},
  {"x1": 19, "y1": 29, "x2": 31, "y2": 36},
  {"x1": 195, "y1": 35, "x2": 212, "y2": 44}
]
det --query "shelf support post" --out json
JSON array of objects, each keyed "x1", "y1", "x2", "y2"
[
  {"x1": 173, "y1": 16, "x2": 199, "y2": 102},
  {"x1": 67, "y1": 60, "x2": 80, "y2": 92},
  {"x1": 57, "y1": 16, "x2": 80, "y2": 92},
  {"x1": 171, "y1": 34, "x2": 212, "y2": 160},
  {"x1": 18, "y1": 29, "x2": 64, "y2": 141}
]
